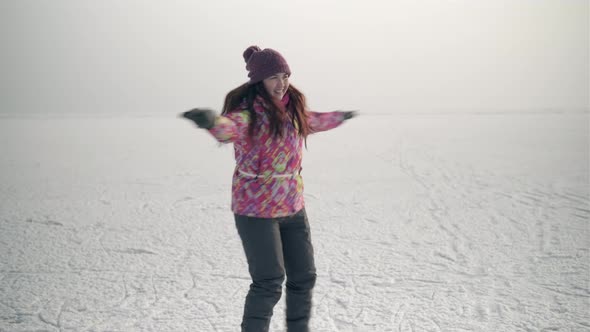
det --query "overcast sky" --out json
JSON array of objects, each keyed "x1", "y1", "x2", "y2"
[{"x1": 1, "y1": 0, "x2": 588, "y2": 115}]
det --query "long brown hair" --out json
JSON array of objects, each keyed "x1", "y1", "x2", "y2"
[{"x1": 221, "y1": 82, "x2": 311, "y2": 139}]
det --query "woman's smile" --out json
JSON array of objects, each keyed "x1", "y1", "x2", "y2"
[{"x1": 263, "y1": 73, "x2": 290, "y2": 101}]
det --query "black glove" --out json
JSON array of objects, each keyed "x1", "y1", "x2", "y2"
[
  {"x1": 181, "y1": 108, "x2": 217, "y2": 129},
  {"x1": 341, "y1": 110, "x2": 359, "y2": 120}
]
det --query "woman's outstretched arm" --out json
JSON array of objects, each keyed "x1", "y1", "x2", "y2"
[
  {"x1": 308, "y1": 110, "x2": 358, "y2": 134},
  {"x1": 181, "y1": 109, "x2": 250, "y2": 143}
]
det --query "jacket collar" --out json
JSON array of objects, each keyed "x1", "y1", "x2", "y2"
[{"x1": 254, "y1": 93, "x2": 290, "y2": 112}]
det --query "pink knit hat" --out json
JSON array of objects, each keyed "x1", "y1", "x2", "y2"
[{"x1": 243, "y1": 45, "x2": 291, "y2": 84}]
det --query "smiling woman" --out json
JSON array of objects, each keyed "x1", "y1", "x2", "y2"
[{"x1": 180, "y1": 45, "x2": 357, "y2": 332}]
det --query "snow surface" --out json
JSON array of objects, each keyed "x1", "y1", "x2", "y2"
[{"x1": 1, "y1": 112, "x2": 589, "y2": 332}]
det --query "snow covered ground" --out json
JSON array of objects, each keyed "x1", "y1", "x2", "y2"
[{"x1": 1, "y1": 111, "x2": 588, "y2": 332}]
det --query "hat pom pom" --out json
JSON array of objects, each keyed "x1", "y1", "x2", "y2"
[{"x1": 243, "y1": 45, "x2": 261, "y2": 63}]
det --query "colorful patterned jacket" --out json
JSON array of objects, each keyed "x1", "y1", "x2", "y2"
[{"x1": 208, "y1": 94, "x2": 345, "y2": 218}]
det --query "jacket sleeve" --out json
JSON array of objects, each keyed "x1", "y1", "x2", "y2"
[
  {"x1": 207, "y1": 110, "x2": 250, "y2": 143},
  {"x1": 308, "y1": 111, "x2": 345, "y2": 134}
]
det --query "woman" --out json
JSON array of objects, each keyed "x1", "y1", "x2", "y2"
[{"x1": 181, "y1": 45, "x2": 357, "y2": 332}]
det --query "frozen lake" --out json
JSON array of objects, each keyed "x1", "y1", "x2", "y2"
[{"x1": 1, "y1": 111, "x2": 588, "y2": 331}]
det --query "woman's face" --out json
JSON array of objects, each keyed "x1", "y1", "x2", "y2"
[{"x1": 262, "y1": 72, "x2": 290, "y2": 101}]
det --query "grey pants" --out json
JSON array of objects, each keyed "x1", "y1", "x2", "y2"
[{"x1": 234, "y1": 208, "x2": 317, "y2": 332}]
